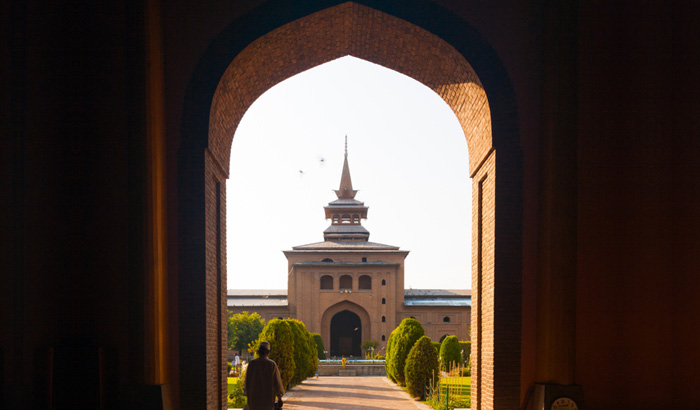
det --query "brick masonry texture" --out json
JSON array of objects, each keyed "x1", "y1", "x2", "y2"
[{"x1": 209, "y1": 2, "x2": 491, "y2": 178}]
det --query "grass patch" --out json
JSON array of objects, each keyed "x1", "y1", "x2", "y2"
[
  {"x1": 439, "y1": 376, "x2": 470, "y2": 397},
  {"x1": 426, "y1": 375, "x2": 471, "y2": 410}
]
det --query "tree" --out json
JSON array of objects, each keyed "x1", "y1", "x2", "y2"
[
  {"x1": 405, "y1": 336, "x2": 439, "y2": 399},
  {"x1": 285, "y1": 319, "x2": 317, "y2": 384},
  {"x1": 439, "y1": 335, "x2": 462, "y2": 370},
  {"x1": 257, "y1": 318, "x2": 295, "y2": 388},
  {"x1": 387, "y1": 318, "x2": 424, "y2": 386},
  {"x1": 227, "y1": 311, "x2": 265, "y2": 352},
  {"x1": 311, "y1": 333, "x2": 326, "y2": 360}
]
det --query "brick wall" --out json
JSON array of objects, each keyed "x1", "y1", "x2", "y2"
[
  {"x1": 204, "y1": 150, "x2": 228, "y2": 410},
  {"x1": 472, "y1": 152, "x2": 496, "y2": 410}
]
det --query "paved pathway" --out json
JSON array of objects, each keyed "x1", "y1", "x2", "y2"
[{"x1": 280, "y1": 376, "x2": 433, "y2": 410}]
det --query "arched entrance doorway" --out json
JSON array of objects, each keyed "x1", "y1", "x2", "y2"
[
  {"x1": 178, "y1": 2, "x2": 522, "y2": 409},
  {"x1": 330, "y1": 310, "x2": 362, "y2": 357},
  {"x1": 321, "y1": 300, "x2": 372, "y2": 357}
]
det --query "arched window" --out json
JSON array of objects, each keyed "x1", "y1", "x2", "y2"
[
  {"x1": 341, "y1": 214, "x2": 351, "y2": 224},
  {"x1": 381, "y1": 298, "x2": 386, "y2": 304},
  {"x1": 358, "y1": 275, "x2": 371, "y2": 290},
  {"x1": 320, "y1": 275, "x2": 333, "y2": 290},
  {"x1": 382, "y1": 335, "x2": 386, "y2": 341},
  {"x1": 333, "y1": 215, "x2": 339, "y2": 224},
  {"x1": 339, "y1": 275, "x2": 352, "y2": 289},
  {"x1": 443, "y1": 316, "x2": 451, "y2": 323},
  {"x1": 353, "y1": 215, "x2": 359, "y2": 224},
  {"x1": 381, "y1": 279, "x2": 386, "y2": 286},
  {"x1": 410, "y1": 316, "x2": 415, "y2": 319},
  {"x1": 439, "y1": 334, "x2": 448, "y2": 343},
  {"x1": 322, "y1": 258, "x2": 333, "y2": 263},
  {"x1": 382, "y1": 316, "x2": 386, "y2": 322}
]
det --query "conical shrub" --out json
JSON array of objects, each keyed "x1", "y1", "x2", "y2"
[
  {"x1": 439, "y1": 335, "x2": 462, "y2": 370},
  {"x1": 386, "y1": 318, "x2": 424, "y2": 386},
  {"x1": 385, "y1": 331, "x2": 396, "y2": 383},
  {"x1": 405, "y1": 335, "x2": 439, "y2": 399},
  {"x1": 285, "y1": 319, "x2": 316, "y2": 385},
  {"x1": 257, "y1": 318, "x2": 295, "y2": 388}
]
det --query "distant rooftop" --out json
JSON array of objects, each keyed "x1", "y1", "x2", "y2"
[
  {"x1": 404, "y1": 297, "x2": 471, "y2": 307},
  {"x1": 404, "y1": 289, "x2": 471, "y2": 307},
  {"x1": 228, "y1": 289, "x2": 287, "y2": 296},
  {"x1": 404, "y1": 289, "x2": 471, "y2": 297},
  {"x1": 227, "y1": 288, "x2": 471, "y2": 307},
  {"x1": 227, "y1": 298, "x2": 288, "y2": 307},
  {"x1": 227, "y1": 289, "x2": 288, "y2": 307}
]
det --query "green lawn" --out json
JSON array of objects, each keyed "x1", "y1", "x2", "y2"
[
  {"x1": 423, "y1": 376, "x2": 471, "y2": 410},
  {"x1": 439, "y1": 376, "x2": 470, "y2": 397},
  {"x1": 440, "y1": 376, "x2": 472, "y2": 394}
]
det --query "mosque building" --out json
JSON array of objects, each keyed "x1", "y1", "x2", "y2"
[{"x1": 228, "y1": 141, "x2": 470, "y2": 357}]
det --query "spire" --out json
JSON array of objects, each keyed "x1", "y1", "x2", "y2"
[
  {"x1": 334, "y1": 135, "x2": 358, "y2": 199},
  {"x1": 324, "y1": 136, "x2": 369, "y2": 241}
]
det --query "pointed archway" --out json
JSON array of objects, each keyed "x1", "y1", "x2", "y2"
[
  {"x1": 330, "y1": 310, "x2": 362, "y2": 357},
  {"x1": 178, "y1": 2, "x2": 522, "y2": 409},
  {"x1": 321, "y1": 300, "x2": 372, "y2": 358}
]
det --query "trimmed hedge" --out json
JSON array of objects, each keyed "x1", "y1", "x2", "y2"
[
  {"x1": 386, "y1": 318, "x2": 425, "y2": 386},
  {"x1": 404, "y1": 336, "x2": 439, "y2": 399},
  {"x1": 285, "y1": 319, "x2": 316, "y2": 384},
  {"x1": 311, "y1": 333, "x2": 326, "y2": 360},
  {"x1": 307, "y1": 330, "x2": 319, "y2": 377},
  {"x1": 385, "y1": 331, "x2": 396, "y2": 383},
  {"x1": 439, "y1": 335, "x2": 462, "y2": 369},
  {"x1": 257, "y1": 319, "x2": 295, "y2": 388}
]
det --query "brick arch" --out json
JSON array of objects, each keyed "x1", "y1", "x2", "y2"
[
  {"x1": 321, "y1": 300, "x2": 372, "y2": 355},
  {"x1": 209, "y1": 2, "x2": 490, "y2": 177},
  {"x1": 178, "y1": 1, "x2": 522, "y2": 409}
]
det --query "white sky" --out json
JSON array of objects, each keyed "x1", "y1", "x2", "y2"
[{"x1": 226, "y1": 56, "x2": 472, "y2": 290}]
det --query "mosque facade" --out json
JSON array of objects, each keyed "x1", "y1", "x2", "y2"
[{"x1": 228, "y1": 142, "x2": 470, "y2": 357}]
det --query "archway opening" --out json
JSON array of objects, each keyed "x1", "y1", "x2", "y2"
[
  {"x1": 330, "y1": 310, "x2": 362, "y2": 357},
  {"x1": 178, "y1": 2, "x2": 522, "y2": 409},
  {"x1": 226, "y1": 55, "x2": 471, "y2": 291}
]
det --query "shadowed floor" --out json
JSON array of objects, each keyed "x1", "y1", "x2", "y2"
[{"x1": 281, "y1": 376, "x2": 433, "y2": 410}]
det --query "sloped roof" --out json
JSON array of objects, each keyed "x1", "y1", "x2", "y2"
[
  {"x1": 291, "y1": 240, "x2": 400, "y2": 250},
  {"x1": 404, "y1": 297, "x2": 471, "y2": 307},
  {"x1": 404, "y1": 289, "x2": 471, "y2": 307},
  {"x1": 227, "y1": 289, "x2": 287, "y2": 296},
  {"x1": 326, "y1": 198, "x2": 364, "y2": 206},
  {"x1": 227, "y1": 298, "x2": 288, "y2": 307},
  {"x1": 295, "y1": 261, "x2": 399, "y2": 266},
  {"x1": 323, "y1": 224, "x2": 370, "y2": 234},
  {"x1": 404, "y1": 289, "x2": 471, "y2": 297},
  {"x1": 227, "y1": 289, "x2": 288, "y2": 307}
]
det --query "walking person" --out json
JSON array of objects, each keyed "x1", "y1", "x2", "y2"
[
  {"x1": 245, "y1": 341, "x2": 285, "y2": 410},
  {"x1": 234, "y1": 352, "x2": 241, "y2": 374}
]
